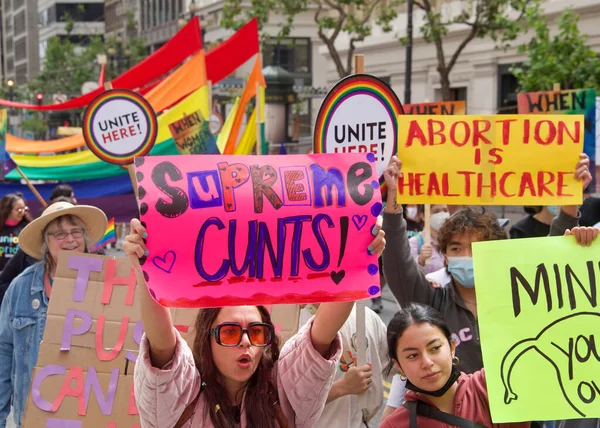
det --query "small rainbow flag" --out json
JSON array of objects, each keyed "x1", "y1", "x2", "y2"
[{"x1": 91, "y1": 218, "x2": 116, "y2": 251}]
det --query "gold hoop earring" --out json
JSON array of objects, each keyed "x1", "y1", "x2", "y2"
[{"x1": 452, "y1": 356, "x2": 460, "y2": 366}]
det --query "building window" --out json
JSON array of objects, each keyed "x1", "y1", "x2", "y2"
[
  {"x1": 170, "y1": 0, "x2": 176, "y2": 20},
  {"x1": 14, "y1": 10, "x2": 25, "y2": 35},
  {"x1": 4, "y1": 16, "x2": 11, "y2": 34},
  {"x1": 448, "y1": 87, "x2": 467, "y2": 101},
  {"x1": 13, "y1": 0, "x2": 23, "y2": 10},
  {"x1": 14, "y1": 37, "x2": 26, "y2": 61},
  {"x1": 56, "y1": 3, "x2": 104, "y2": 22},
  {"x1": 497, "y1": 64, "x2": 519, "y2": 114},
  {"x1": 263, "y1": 38, "x2": 311, "y2": 75},
  {"x1": 5, "y1": 0, "x2": 11, "y2": 10},
  {"x1": 6, "y1": 37, "x2": 13, "y2": 53},
  {"x1": 39, "y1": 40, "x2": 48, "y2": 62},
  {"x1": 105, "y1": 3, "x2": 118, "y2": 33},
  {"x1": 15, "y1": 63, "x2": 27, "y2": 85},
  {"x1": 141, "y1": 0, "x2": 147, "y2": 30},
  {"x1": 7, "y1": 57, "x2": 14, "y2": 74}
]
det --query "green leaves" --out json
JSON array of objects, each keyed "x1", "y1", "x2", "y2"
[
  {"x1": 405, "y1": 0, "x2": 538, "y2": 100},
  {"x1": 511, "y1": 9, "x2": 600, "y2": 92},
  {"x1": 27, "y1": 30, "x2": 147, "y2": 98},
  {"x1": 222, "y1": 0, "x2": 400, "y2": 77}
]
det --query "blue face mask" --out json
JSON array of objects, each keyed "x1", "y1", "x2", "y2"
[
  {"x1": 447, "y1": 256, "x2": 475, "y2": 288},
  {"x1": 547, "y1": 206, "x2": 558, "y2": 217}
]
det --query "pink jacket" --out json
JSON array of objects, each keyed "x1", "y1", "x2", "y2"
[
  {"x1": 379, "y1": 370, "x2": 530, "y2": 428},
  {"x1": 134, "y1": 320, "x2": 342, "y2": 427}
]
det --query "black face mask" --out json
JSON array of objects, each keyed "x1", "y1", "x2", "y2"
[{"x1": 404, "y1": 364, "x2": 461, "y2": 397}]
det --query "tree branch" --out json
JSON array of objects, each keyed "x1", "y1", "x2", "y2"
[
  {"x1": 315, "y1": 1, "x2": 348, "y2": 77},
  {"x1": 446, "y1": 26, "x2": 478, "y2": 73},
  {"x1": 446, "y1": 0, "x2": 482, "y2": 73},
  {"x1": 413, "y1": 0, "x2": 426, "y2": 11},
  {"x1": 346, "y1": 39, "x2": 357, "y2": 74}
]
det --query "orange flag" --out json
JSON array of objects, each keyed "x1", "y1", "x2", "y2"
[{"x1": 223, "y1": 56, "x2": 266, "y2": 155}]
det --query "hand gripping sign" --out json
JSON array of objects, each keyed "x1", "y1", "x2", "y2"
[
  {"x1": 83, "y1": 89, "x2": 157, "y2": 165},
  {"x1": 134, "y1": 153, "x2": 383, "y2": 308},
  {"x1": 313, "y1": 74, "x2": 404, "y2": 187}
]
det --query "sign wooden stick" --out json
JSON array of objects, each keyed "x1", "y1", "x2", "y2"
[
  {"x1": 256, "y1": 81, "x2": 262, "y2": 155},
  {"x1": 127, "y1": 164, "x2": 139, "y2": 198},
  {"x1": 353, "y1": 53, "x2": 368, "y2": 412},
  {"x1": 424, "y1": 204, "x2": 432, "y2": 264},
  {"x1": 14, "y1": 166, "x2": 47, "y2": 207}
]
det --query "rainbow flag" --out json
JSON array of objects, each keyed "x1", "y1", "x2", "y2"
[{"x1": 91, "y1": 218, "x2": 116, "y2": 251}]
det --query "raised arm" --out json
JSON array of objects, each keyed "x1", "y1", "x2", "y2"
[
  {"x1": 552, "y1": 153, "x2": 592, "y2": 236},
  {"x1": 311, "y1": 218, "x2": 386, "y2": 356},
  {"x1": 382, "y1": 157, "x2": 436, "y2": 306},
  {"x1": 123, "y1": 218, "x2": 176, "y2": 368}
]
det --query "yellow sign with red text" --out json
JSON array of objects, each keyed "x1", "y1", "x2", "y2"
[{"x1": 396, "y1": 115, "x2": 584, "y2": 205}]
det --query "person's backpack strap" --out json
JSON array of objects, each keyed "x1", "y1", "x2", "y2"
[
  {"x1": 174, "y1": 388, "x2": 201, "y2": 428},
  {"x1": 431, "y1": 287, "x2": 446, "y2": 312},
  {"x1": 403, "y1": 400, "x2": 488, "y2": 428},
  {"x1": 403, "y1": 401, "x2": 418, "y2": 428}
]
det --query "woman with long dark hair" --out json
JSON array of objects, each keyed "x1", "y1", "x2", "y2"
[
  {"x1": 381, "y1": 303, "x2": 530, "y2": 428},
  {"x1": 0, "y1": 192, "x2": 32, "y2": 271},
  {"x1": 124, "y1": 217, "x2": 387, "y2": 427}
]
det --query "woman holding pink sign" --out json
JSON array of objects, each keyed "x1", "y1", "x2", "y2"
[{"x1": 123, "y1": 217, "x2": 386, "y2": 428}]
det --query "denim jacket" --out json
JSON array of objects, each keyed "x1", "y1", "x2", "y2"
[{"x1": 0, "y1": 263, "x2": 47, "y2": 428}]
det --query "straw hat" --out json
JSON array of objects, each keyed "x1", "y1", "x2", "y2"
[{"x1": 19, "y1": 201, "x2": 108, "y2": 259}]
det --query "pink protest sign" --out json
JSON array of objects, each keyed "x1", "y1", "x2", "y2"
[{"x1": 134, "y1": 153, "x2": 382, "y2": 308}]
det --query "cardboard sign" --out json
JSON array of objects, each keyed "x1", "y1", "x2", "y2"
[
  {"x1": 313, "y1": 74, "x2": 404, "y2": 184},
  {"x1": 473, "y1": 237, "x2": 600, "y2": 422},
  {"x1": 134, "y1": 153, "x2": 382, "y2": 308},
  {"x1": 23, "y1": 253, "x2": 301, "y2": 427},
  {"x1": 83, "y1": 89, "x2": 157, "y2": 165},
  {"x1": 396, "y1": 115, "x2": 584, "y2": 205},
  {"x1": 404, "y1": 101, "x2": 466, "y2": 115},
  {"x1": 518, "y1": 89, "x2": 597, "y2": 190},
  {"x1": 168, "y1": 109, "x2": 219, "y2": 155}
]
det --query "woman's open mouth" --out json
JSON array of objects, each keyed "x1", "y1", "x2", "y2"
[{"x1": 237, "y1": 354, "x2": 252, "y2": 369}]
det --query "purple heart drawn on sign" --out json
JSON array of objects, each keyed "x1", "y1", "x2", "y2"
[
  {"x1": 152, "y1": 250, "x2": 176, "y2": 274},
  {"x1": 352, "y1": 214, "x2": 368, "y2": 231}
]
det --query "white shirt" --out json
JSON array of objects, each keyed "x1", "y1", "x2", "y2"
[{"x1": 299, "y1": 305, "x2": 388, "y2": 427}]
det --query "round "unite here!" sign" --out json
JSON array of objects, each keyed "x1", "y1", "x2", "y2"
[
  {"x1": 83, "y1": 89, "x2": 158, "y2": 165},
  {"x1": 313, "y1": 74, "x2": 404, "y2": 186}
]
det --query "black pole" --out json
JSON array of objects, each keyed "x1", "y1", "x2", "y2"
[{"x1": 404, "y1": 0, "x2": 413, "y2": 104}]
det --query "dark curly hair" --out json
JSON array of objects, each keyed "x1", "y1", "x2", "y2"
[{"x1": 436, "y1": 207, "x2": 507, "y2": 254}]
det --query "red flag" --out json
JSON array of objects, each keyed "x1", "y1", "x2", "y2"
[{"x1": 206, "y1": 18, "x2": 260, "y2": 84}]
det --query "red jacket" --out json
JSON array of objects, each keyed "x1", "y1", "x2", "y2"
[{"x1": 379, "y1": 370, "x2": 530, "y2": 428}]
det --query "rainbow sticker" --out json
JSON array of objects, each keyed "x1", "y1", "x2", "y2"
[
  {"x1": 83, "y1": 89, "x2": 158, "y2": 165},
  {"x1": 314, "y1": 74, "x2": 404, "y2": 187}
]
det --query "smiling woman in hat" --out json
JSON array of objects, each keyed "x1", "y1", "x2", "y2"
[{"x1": 0, "y1": 201, "x2": 106, "y2": 427}]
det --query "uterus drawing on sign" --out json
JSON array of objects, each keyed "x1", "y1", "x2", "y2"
[{"x1": 500, "y1": 312, "x2": 600, "y2": 418}]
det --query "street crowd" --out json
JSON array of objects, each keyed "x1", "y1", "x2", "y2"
[{"x1": 0, "y1": 152, "x2": 597, "y2": 428}]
